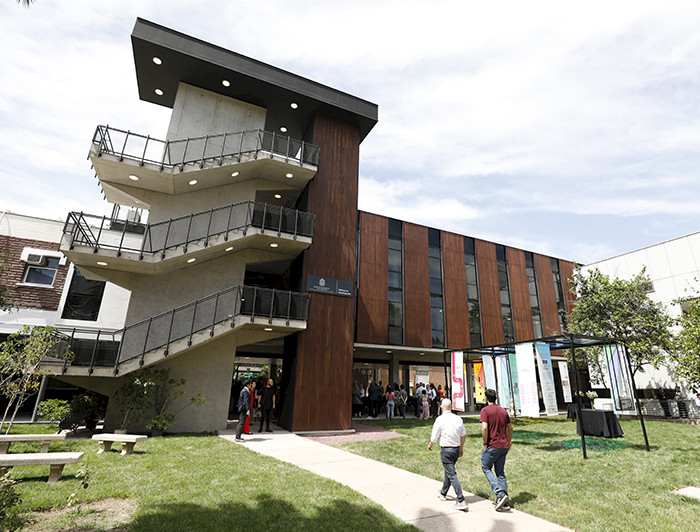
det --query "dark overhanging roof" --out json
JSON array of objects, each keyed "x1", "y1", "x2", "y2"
[
  {"x1": 131, "y1": 18, "x2": 379, "y2": 142},
  {"x1": 456, "y1": 334, "x2": 622, "y2": 357}
]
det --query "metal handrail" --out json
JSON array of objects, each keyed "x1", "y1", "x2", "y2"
[
  {"x1": 47, "y1": 285, "x2": 311, "y2": 375},
  {"x1": 90, "y1": 125, "x2": 320, "y2": 169},
  {"x1": 62, "y1": 200, "x2": 315, "y2": 258}
]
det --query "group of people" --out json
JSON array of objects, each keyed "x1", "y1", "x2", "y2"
[
  {"x1": 234, "y1": 377, "x2": 277, "y2": 442},
  {"x1": 429, "y1": 388, "x2": 512, "y2": 513},
  {"x1": 352, "y1": 381, "x2": 447, "y2": 420},
  {"x1": 654, "y1": 385, "x2": 699, "y2": 419}
]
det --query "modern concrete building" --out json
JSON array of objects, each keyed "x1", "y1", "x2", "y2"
[
  {"x1": 583, "y1": 231, "x2": 700, "y2": 394},
  {"x1": 1, "y1": 19, "x2": 577, "y2": 433}
]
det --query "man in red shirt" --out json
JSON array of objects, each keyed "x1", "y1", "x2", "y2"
[{"x1": 480, "y1": 388, "x2": 513, "y2": 511}]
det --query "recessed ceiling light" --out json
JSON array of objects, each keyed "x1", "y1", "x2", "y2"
[
  {"x1": 97, "y1": 261, "x2": 108, "y2": 266},
  {"x1": 285, "y1": 173, "x2": 293, "y2": 178},
  {"x1": 274, "y1": 194, "x2": 282, "y2": 199},
  {"x1": 222, "y1": 79, "x2": 230, "y2": 87},
  {"x1": 152, "y1": 57, "x2": 162, "y2": 65},
  {"x1": 225, "y1": 246, "x2": 234, "y2": 252},
  {"x1": 188, "y1": 179, "x2": 198, "y2": 185},
  {"x1": 264, "y1": 327, "x2": 273, "y2": 332},
  {"x1": 290, "y1": 102, "x2": 298, "y2": 109},
  {"x1": 128, "y1": 174, "x2": 139, "y2": 181},
  {"x1": 231, "y1": 171, "x2": 239, "y2": 177},
  {"x1": 155, "y1": 88, "x2": 164, "y2": 96},
  {"x1": 419, "y1": 352, "x2": 425, "y2": 356},
  {"x1": 187, "y1": 258, "x2": 196, "y2": 263},
  {"x1": 386, "y1": 350, "x2": 392, "y2": 354},
  {"x1": 280, "y1": 126, "x2": 287, "y2": 133},
  {"x1": 270, "y1": 243, "x2": 279, "y2": 248}
]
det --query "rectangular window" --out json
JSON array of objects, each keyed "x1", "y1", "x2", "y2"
[
  {"x1": 22, "y1": 257, "x2": 60, "y2": 286},
  {"x1": 524, "y1": 252, "x2": 543, "y2": 338},
  {"x1": 61, "y1": 268, "x2": 106, "y2": 321},
  {"x1": 464, "y1": 237, "x2": 482, "y2": 348},
  {"x1": 428, "y1": 229, "x2": 445, "y2": 347},
  {"x1": 387, "y1": 219, "x2": 403, "y2": 344},
  {"x1": 496, "y1": 245, "x2": 515, "y2": 343}
]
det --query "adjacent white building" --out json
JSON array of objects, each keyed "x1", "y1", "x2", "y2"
[{"x1": 583, "y1": 230, "x2": 700, "y2": 394}]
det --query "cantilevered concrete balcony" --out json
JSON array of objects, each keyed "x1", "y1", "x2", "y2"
[
  {"x1": 41, "y1": 285, "x2": 310, "y2": 377},
  {"x1": 89, "y1": 126, "x2": 319, "y2": 207},
  {"x1": 60, "y1": 201, "x2": 314, "y2": 279}
]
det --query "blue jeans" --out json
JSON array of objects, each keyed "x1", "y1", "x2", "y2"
[
  {"x1": 440, "y1": 447, "x2": 464, "y2": 502},
  {"x1": 481, "y1": 446, "x2": 508, "y2": 498},
  {"x1": 386, "y1": 400, "x2": 394, "y2": 419}
]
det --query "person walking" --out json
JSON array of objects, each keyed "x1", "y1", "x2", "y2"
[
  {"x1": 258, "y1": 378, "x2": 276, "y2": 432},
  {"x1": 235, "y1": 379, "x2": 253, "y2": 442},
  {"x1": 386, "y1": 385, "x2": 395, "y2": 420},
  {"x1": 429, "y1": 398, "x2": 468, "y2": 511},
  {"x1": 480, "y1": 388, "x2": 513, "y2": 511}
]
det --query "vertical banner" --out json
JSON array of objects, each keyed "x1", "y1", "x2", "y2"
[
  {"x1": 604, "y1": 344, "x2": 637, "y2": 415},
  {"x1": 473, "y1": 361, "x2": 486, "y2": 403},
  {"x1": 482, "y1": 356, "x2": 497, "y2": 392},
  {"x1": 450, "y1": 351, "x2": 465, "y2": 412},
  {"x1": 508, "y1": 351, "x2": 521, "y2": 414},
  {"x1": 515, "y1": 343, "x2": 540, "y2": 417},
  {"x1": 558, "y1": 361, "x2": 573, "y2": 403},
  {"x1": 535, "y1": 342, "x2": 558, "y2": 416},
  {"x1": 496, "y1": 355, "x2": 513, "y2": 413}
]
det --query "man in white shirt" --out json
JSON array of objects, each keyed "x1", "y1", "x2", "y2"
[{"x1": 428, "y1": 398, "x2": 468, "y2": 511}]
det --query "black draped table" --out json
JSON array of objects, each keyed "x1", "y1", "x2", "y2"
[{"x1": 570, "y1": 408, "x2": 624, "y2": 438}]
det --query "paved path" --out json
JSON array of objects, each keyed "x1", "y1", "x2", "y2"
[{"x1": 219, "y1": 429, "x2": 571, "y2": 532}]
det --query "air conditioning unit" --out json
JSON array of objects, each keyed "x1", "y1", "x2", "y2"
[{"x1": 25, "y1": 254, "x2": 46, "y2": 266}]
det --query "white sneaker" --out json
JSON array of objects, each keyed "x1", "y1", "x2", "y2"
[
  {"x1": 437, "y1": 490, "x2": 447, "y2": 501},
  {"x1": 495, "y1": 494, "x2": 509, "y2": 510},
  {"x1": 454, "y1": 500, "x2": 468, "y2": 511}
]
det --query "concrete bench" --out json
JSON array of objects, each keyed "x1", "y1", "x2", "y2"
[
  {"x1": 0, "y1": 433, "x2": 66, "y2": 454},
  {"x1": 0, "y1": 452, "x2": 84, "y2": 482},
  {"x1": 92, "y1": 433, "x2": 148, "y2": 455}
]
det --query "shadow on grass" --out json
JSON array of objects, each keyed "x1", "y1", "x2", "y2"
[
  {"x1": 512, "y1": 431, "x2": 565, "y2": 440},
  {"x1": 130, "y1": 494, "x2": 415, "y2": 532},
  {"x1": 510, "y1": 491, "x2": 537, "y2": 505}
]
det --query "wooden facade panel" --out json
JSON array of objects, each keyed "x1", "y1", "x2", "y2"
[
  {"x1": 356, "y1": 212, "x2": 388, "y2": 344},
  {"x1": 294, "y1": 114, "x2": 359, "y2": 431},
  {"x1": 475, "y1": 239, "x2": 504, "y2": 346},
  {"x1": 403, "y1": 223, "x2": 431, "y2": 347},
  {"x1": 507, "y1": 247, "x2": 534, "y2": 341},
  {"x1": 534, "y1": 253, "x2": 560, "y2": 336},
  {"x1": 442, "y1": 231, "x2": 469, "y2": 348}
]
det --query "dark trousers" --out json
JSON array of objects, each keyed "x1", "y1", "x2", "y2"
[
  {"x1": 259, "y1": 407, "x2": 273, "y2": 431},
  {"x1": 440, "y1": 447, "x2": 464, "y2": 502},
  {"x1": 236, "y1": 410, "x2": 247, "y2": 439},
  {"x1": 369, "y1": 399, "x2": 379, "y2": 417}
]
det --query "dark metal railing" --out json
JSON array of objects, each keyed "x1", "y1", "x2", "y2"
[
  {"x1": 48, "y1": 285, "x2": 310, "y2": 375},
  {"x1": 90, "y1": 125, "x2": 320, "y2": 170},
  {"x1": 62, "y1": 200, "x2": 315, "y2": 258}
]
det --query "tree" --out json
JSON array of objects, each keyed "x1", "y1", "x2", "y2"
[
  {"x1": 0, "y1": 325, "x2": 71, "y2": 433},
  {"x1": 568, "y1": 267, "x2": 673, "y2": 379},
  {"x1": 670, "y1": 296, "x2": 700, "y2": 390},
  {"x1": 0, "y1": 254, "x2": 14, "y2": 312}
]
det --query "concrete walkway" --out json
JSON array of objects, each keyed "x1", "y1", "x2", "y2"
[{"x1": 219, "y1": 429, "x2": 571, "y2": 532}]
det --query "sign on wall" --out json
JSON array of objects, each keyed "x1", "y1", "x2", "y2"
[
  {"x1": 450, "y1": 351, "x2": 465, "y2": 412},
  {"x1": 306, "y1": 275, "x2": 354, "y2": 297}
]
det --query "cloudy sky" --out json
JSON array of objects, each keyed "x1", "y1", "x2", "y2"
[{"x1": 2, "y1": 1, "x2": 700, "y2": 264}]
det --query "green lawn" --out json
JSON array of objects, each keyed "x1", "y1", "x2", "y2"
[
  {"x1": 5, "y1": 424, "x2": 416, "y2": 531},
  {"x1": 335, "y1": 416, "x2": 700, "y2": 532}
]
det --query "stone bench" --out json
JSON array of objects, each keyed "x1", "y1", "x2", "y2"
[
  {"x1": 92, "y1": 433, "x2": 148, "y2": 455},
  {"x1": 0, "y1": 452, "x2": 84, "y2": 482},
  {"x1": 0, "y1": 433, "x2": 66, "y2": 454}
]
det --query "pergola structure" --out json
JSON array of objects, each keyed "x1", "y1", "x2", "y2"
[{"x1": 447, "y1": 332, "x2": 651, "y2": 459}]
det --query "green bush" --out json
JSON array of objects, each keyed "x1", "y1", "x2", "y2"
[
  {"x1": 37, "y1": 399, "x2": 71, "y2": 423},
  {"x1": 0, "y1": 473, "x2": 22, "y2": 531}
]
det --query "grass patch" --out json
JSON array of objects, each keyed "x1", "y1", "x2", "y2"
[
  {"x1": 335, "y1": 416, "x2": 700, "y2": 532},
  {"x1": 7, "y1": 426, "x2": 416, "y2": 531}
]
